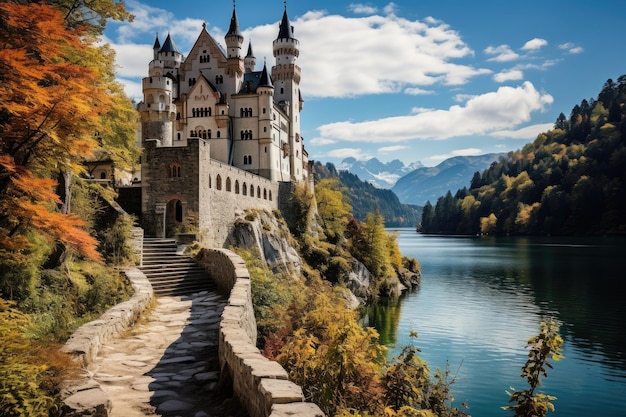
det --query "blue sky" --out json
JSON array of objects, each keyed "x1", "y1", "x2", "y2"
[{"x1": 104, "y1": 0, "x2": 626, "y2": 167}]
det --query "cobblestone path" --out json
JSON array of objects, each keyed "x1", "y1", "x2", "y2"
[{"x1": 88, "y1": 291, "x2": 247, "y2": 417}]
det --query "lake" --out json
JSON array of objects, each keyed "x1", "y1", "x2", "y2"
[{"x1": 367, "y1": 229, "x2": 626, "y2": 416}]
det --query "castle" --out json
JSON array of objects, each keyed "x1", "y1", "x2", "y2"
[{"x1": 138, "y1": 4, "x2": 312, "y2": 245}]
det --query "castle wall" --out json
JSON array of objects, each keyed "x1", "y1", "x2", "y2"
[{"x1": 202, "y1": 159, "x2": 279, "y2": 247}]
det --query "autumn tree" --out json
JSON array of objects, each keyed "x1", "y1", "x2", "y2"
[
  {"x1": 315, "y1": 178, "x2": 352, "y2": 243},
  {"x1": 0, "y1": 2, "x2": 136, "y2": 266}
]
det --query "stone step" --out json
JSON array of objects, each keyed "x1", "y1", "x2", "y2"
[{"x1": 140, "y1": 239, "x2": 213, "y2": 296}]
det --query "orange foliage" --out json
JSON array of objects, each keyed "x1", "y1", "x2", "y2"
[
  {"x1": 0, "y1": 3, "x2": 112, "y2": 260},
  {"x1": 0, "y1": 155, "x2": 102, "y2": 261}
]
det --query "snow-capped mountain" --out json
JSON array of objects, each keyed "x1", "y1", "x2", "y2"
[{"x1": 336, "y1": 157, "x2": 423, "y2": 189}]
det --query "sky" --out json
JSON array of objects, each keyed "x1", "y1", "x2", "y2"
[{"x1": 104, "y1": 0, "x2": 626, "y2": 167}]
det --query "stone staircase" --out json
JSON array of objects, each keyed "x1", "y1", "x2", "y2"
[{"x1": 139, "y1": 238, "x2": 214, "y2": 296}]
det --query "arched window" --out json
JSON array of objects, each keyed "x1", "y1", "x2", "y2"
[
  {"x1": 208, "y1": 129, "x2": 212, "y2": 139},
  {"x1": 257, "y1": 186, "x2": 261, "y2": 198},
  {"x1": 226, "y1": 177, "x2": 232, "y2": 192},
  {"x1": 242, "y1": 183, "x2": 247, "y2": 196},
  {"x1": 235, "y1": 180, "x2": 240, "y2": 194},
  {"x1": 100, "y1": 172, "x2": 107, "y2": 179},
  {"x1": 250, "y1": 186, "x2": 254, "y2": 197},
  {"x1": 168, "y1": 163, "x2": 181, "y2": 178},
  {"x1": 209, "y1": 175, "x2": 212, "y2": 188},
  {"x1": 263, "y1": 189, "x2": 267, "y2": 200},
  {"x1": 217, "y1": 131, "x2": 221, "y2": 138},
  {"x1": 269, "y1": 190, "x2": 272, "y2": 201},
  {"x1": 216, "y1": 174, "x2": 222, "y2": 190}
]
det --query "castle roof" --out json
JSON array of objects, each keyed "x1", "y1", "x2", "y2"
[
  {"x1": 226, "y1": 7, "x2": 243, "y2": 38},
  {"x1": 258, "y1": 62, "x2": 272, "y2": 87},
  {"x1": 153, "y1": 33, "x2": 161, "y2": 49},
  {"x1": 246, "y1": 41, "x2": 255, "y2": 58},
  {"x1": 239, "y1": 65, "x2": 273, "y2": 94},
  {"x1": 160, "y1": 33, "x2": 180, "y2": 53},
  {"x1": 277, "y1": 8, "x2": 294, "y2": 39}
]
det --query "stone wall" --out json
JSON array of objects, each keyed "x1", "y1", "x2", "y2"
[
  {"x1": 61, "y1": 268, "x2": 153, "y2": 416},
  {"x1": 195, "y1": 248, "x2": 324, "y2": 417}
]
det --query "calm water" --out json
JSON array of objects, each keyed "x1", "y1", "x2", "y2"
[{"x1": 368, "y1": 229, "x2": 626, "y2": 417}]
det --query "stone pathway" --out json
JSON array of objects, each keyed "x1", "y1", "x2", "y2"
[{"x1": 88, "y1": 291, "x2": 247, "y2": 417}]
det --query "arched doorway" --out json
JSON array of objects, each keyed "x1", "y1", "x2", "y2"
[{"x1": 165, "y1": 199, "x2": 183, "y2": 237}]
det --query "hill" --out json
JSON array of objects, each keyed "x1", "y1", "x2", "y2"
[
  {"x1": 337, "y1": 157, "x2": 423, "y2": 189},
  {"x1": 315, "y1": 162, "x2": 422, "y2": 227},
  {"x1": 421, "y1": 76, "x2": 626, "y2": 236},
  {"x1": 391, "y1": 154, "x2": 505, "y2": 206}
]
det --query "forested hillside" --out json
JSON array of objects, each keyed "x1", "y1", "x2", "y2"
[
  {"x1": 315, "y1": 162, "x2": 422, "y2": 227},
  {"x1": 421, "y1": 76, "x2": 626, "y2": 236}
]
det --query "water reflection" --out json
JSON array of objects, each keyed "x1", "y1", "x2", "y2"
[{"x1": 371, "y1": 230, "x2": 626, "y2": 416}]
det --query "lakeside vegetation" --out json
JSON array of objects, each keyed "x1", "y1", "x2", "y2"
[{"x1": 420, "y1": 76, "x2": 626, "y2": 236}]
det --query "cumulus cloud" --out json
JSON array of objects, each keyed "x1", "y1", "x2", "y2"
[
  {"x1": 379, "y1": 145, "x2": 408, "y2": 153},
  {"x1": 348, "y1": 3, "x2": 378, "y2": 14},
  {"x1": 428, "y1": 148, "x2": 484, "y2": 162},
  {"x1": 521, "y1": 38, "x2": 547, "y2": 51},
  {"x1": 559, "y1": 42, "x2": 584, "y2": 54},
  {"x1": 405, "y1": 87, "x2": 435, "y2": 95},
  {"x1": 489, "y1": 123, "x2": 555, "y2": 139},
  {"x1": 485, "y1": 44, "x2": 519, "y2": 62},
  {"x1": 107, "y1": 2, "x2": 491, "y2": 100},
  {"x1": 493, "y1": 69, "x2": 524, "y2": 83},
  {"x1": 315, "y1": 81, "x2": 553, "y2": 142},
  {"x1": 326, "y1": 148, "x2": 373, "y2": 160}
]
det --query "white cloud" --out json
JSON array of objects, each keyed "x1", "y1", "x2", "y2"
[
  {"x1": 383, "y1": 2, "x2": 399, "y2": 15},
  {"x1": 309, "y1": 137, "x2": 337, "y2": 146},
  {"x1": 559, "y1": 42, "x2": 584, "y2": 54},
  {"x1": 405, "y1": 87, "x2": 435, "y2": 95},
  {"x1": 489, "y1": 122, "x2": 555, "y2": 139},
  {"x1": 428, "y1": 148, "x2": 483, "y2": 162},
  {"x1": 107, "y1": 3, "x2": 493, "y2": 100},
  {"x1": 485, "y1": 44, "x2": 519, "y2": 62},
  {"x1": 379, "y1": 145, "x2": 408, "y2": 153},
  {"x1": 521, "y1": 38, "x2": 547, "y2": 51},
  {"x1": 348, "y1": 3, "x2": 378, "y2": 14},
  {"x1": 316, "y1": 81, "x2": 553, "y2": 142},
  {"x1": 493, "y1": 69, "x2": 524, "y2": 83},
  {"x1": 326, "y1": 148, "x2": 373, "y2": 160}
]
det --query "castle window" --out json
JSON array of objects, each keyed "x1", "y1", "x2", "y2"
[
  {"x1": 263, "y1": 127, "x2": 267, "y2": 133},
  {"x1": 209, "y1": 175, "x2": 212, "y2": 188},
  {"x1": 208, "y1": 129, "x2": 212, "y2": 139},
  {"x1": 100, "y1": 172, "x2": 106, "y2": 179},
  {"x1": 264, "y1": 147, "x2": 267, "y2": 153},
  {"x1": 269, "y1": 191, "x2": 272, "y2": 201},
  {"x1": 226, "y1": 177, "x2": 232, "y2": 192},
  {"x1": 176, "y1": 112, "x2": 181, "y2": 120},
  {"x1": 280, "y1": 88, "x2": 284, "y2": 94},
  {"x1": 263, "y1": 189, "x2": 267, "y2": 200},
  {"x1": 216, "y1": 174, "x2": 222, "y2": 190},
  {"x1": 263, "y1": 108, "x2": 266, "y2": 114},
  {"x1": 242, "y1": 183, "x2": 247, "y2": 196},
  {"x1": 177, "y1": 133, "x2": 181, "y2": 141},
  {"x1": 217, "y1": 131, "x2": 221, "y2": 138},
  {"x1": 250, "y1": 186, "x2": 254, "y2": 197},
  {"x1": 257, "y1": 186, "x2": 261, "y2": 198},
  {"x1": 235, "y1": 180, "x2": 240, "y2": 194},
  {"x1": 168, "y1": 163, "x2": 181, "y2": 178}
]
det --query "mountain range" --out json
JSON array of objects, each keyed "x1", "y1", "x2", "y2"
[
  {"x1": 336, "y1": 154, "x2": 504, "y2": 206},
  {"x1": 336, "y1": 157, "x2": 423, "y2": 189}
]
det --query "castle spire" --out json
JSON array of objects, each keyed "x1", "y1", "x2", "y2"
[
  {"x1": 226, "y1": 2, "x2": 243, "y2": 39},
  {"x1": 277, "y1": 6, "x2": 294, "y2": 39}
]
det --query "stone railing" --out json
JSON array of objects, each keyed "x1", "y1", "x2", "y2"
[
  {"x1": 60, "y1": 268, "x2": 153, "y2": 416},
  {"x1": 195, "y1": 248, "x2": 324, "y2": 417}
]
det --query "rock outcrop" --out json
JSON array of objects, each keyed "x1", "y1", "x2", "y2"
[{"x1": 225, "y1": 209, "x2": 303, "y2": 275}]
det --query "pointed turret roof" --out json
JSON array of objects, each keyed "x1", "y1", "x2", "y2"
[
  {"x1": 226, "y1": 7, "x2": 243, "y2": 38},
  {"x1": 277, "y1": 8, "x2": 294, "y2": 39},
  {"x1": 160, "y1": 33, "x2": 180, "y2": 53},
  {"x1": 153, "y1": 33, "x2": 161, "y2": 49},
  {"x1": 246, "y1": 41, "x2": 255, "y2": 58},
  {"x1": 258, "y1": 62, "x2": 272, "y2": 87}
]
